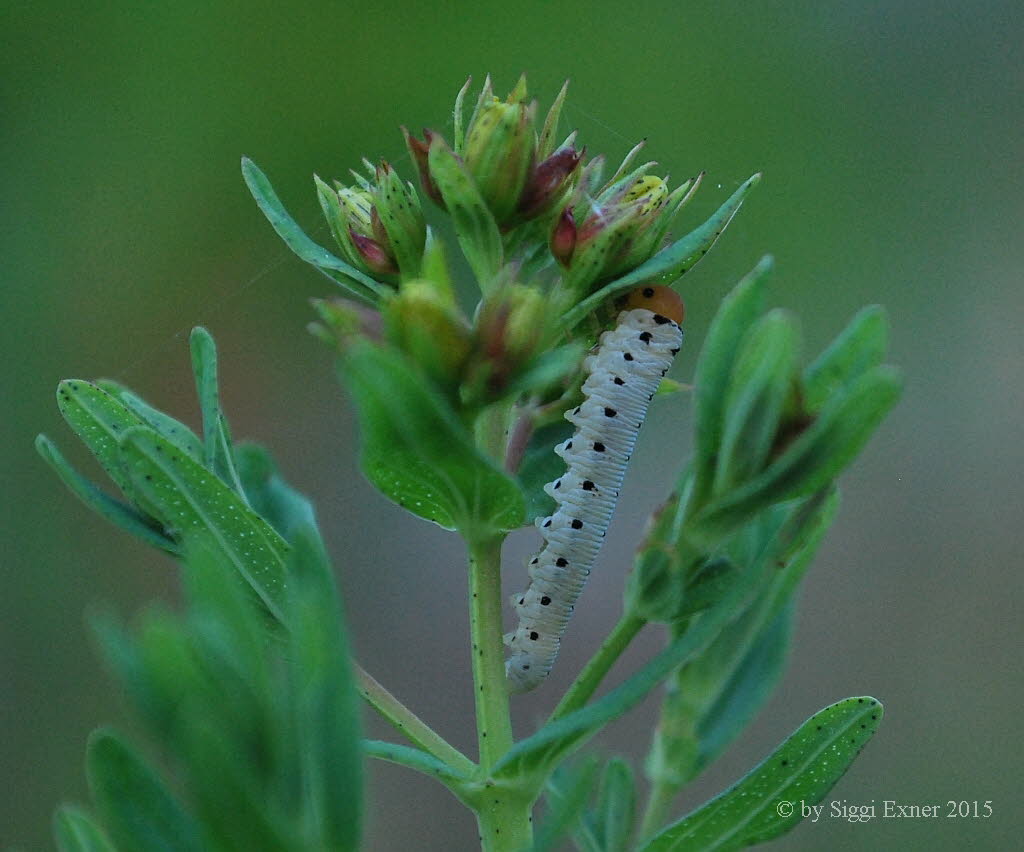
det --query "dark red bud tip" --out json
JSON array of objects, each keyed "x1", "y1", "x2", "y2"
[
  {"x1": 402, "y1": 126, "x2": 445, "y2": 208},
  {"x1": 518, "y1": 147, "x2": 583, "y2": 219},
  {"x1": 350, "y1": 230, "x2": 398, "y2": 276},
  {"x1": 550, "y1": 206, "x2": 577, "y2": 267}
]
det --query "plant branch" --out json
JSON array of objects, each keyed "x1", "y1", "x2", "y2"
[
  {"x1": 355, "y1": 664, "x2": 476, "y2": 776},
  {"x1": 467, "y1": 534, "x2": 515, "y2": 768},
  {"x1": 548, "y1": 611, "x2": 646, "y2": 722}
]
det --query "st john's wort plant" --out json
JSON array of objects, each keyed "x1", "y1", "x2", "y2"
[{"x1": 40, "y1": 75, "x2": 900, "y2": 851}]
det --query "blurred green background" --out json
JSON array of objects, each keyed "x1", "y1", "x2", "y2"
[{"x1": 3, "y1": 1, "x2": 1021, "y2": 849}]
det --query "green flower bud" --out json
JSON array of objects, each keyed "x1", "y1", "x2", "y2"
[
  {"x1": 383, "y1": 281, "x2": 472, "y2": 393},
  {"x1": 315, "y1": 161, "x2": 426, "y2": 283},
  {"x1": 465, "y1": 284, "x2": 551, "y2": 402},
  {"x1": 463, "y1": 81, "x2": 537, "y2": 225},
  {"x1": 371, "y1": 161, "x2": 427, "y2": 278},
  {"x1": 566, "y1": 173, "x2": 671, "y2": 292},
  {"x1": 309, "y1": 298, "x2": 384, "y2": 350}
]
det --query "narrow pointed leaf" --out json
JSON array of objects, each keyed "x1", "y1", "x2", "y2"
[
  {"x1": 339, "y1": 341, "x2": 524, "y2": 534},
  {"x1": 691, "y1": 256, "x2": 772, "y2": 503},
  {"x1": 95, "y1": 381, "x2": 203, "y2": 462},
  {"x1": 640, "y1": 697, "x2": 884, "y2": 851},
  {"x1": 87, "y1": 729, "x2": 202, "y2": 852},
  {"x1": 54, "y1": 805, "x2": 116, "y2": 852},
  {"x1": 592, "y1": 757, "x2": 637, "y2": 852},
  {"x1": 55, "y1": 379, "x2": 149, "y2": 500},
  {"x1": 363, "y1": 740, "x2": 472, "y2": 795},
  {"x1": 288, "y1": 523, "x2": 363, "y2": 851},
  {"x1": 188, "y1": 327, "x2": 247, "y2": 501},
  {"x1": 427, "y1": 138, "x2": 503, "y2": 287},
  {"x1": 561, "y1": 175, "x2": 762, "y2": 330},
  {"x1": 36, "y1": 434, "x2": 179, "y2": 555},
  {"x1": 118, "y1": 426, "x2": 289, "y2": 623},
  {"x1": 234, "y1": 442, "x2": 317, "y2": 541},
  {"x1": 241, "y1": 157, "x2": 388, "y2": 303},
  {"x1": 516, "y1": 421, "x2": 574, "y2": 520},
  {"x1": 803, "y1": 305, "x2": 888, "y2": 412}
]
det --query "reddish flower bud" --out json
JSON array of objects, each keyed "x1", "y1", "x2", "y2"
[
  {"x1": 402, "y1": 126, "x2": 445, "y2": 208},
  {"x1": 517, "y1": 146, "x2": 583, "y2": 219},
  {"x1": 550, "y1": 206, "x2": 577, "y2": 267},
  {"x1": 350, "y1": 230, "x2": 398, "y2": 277}
]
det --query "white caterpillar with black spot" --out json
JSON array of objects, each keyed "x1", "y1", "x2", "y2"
[{"x1": 506, "y1": 288, "x2": 684, "y2": 692}]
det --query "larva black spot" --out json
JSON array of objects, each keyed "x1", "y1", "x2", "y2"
[
  {"x1": 670, "y1": 347, "x2": 680, "y2": 355},
  {"x1": 613, "y1": 376, "x2": 625, "y2": 385},
  {"x1": 604, "y1": 407, "x2": 617, "y2": 417},
  {"x1": 582, "y1": 480, "x2": 595, "y2": 490},
  {"x1": 529, "y1": 631, "x2": 539, "y2": 640},
  {"x1": 555, "y1": 557, "x2": 567, "y2": 566},
  {"x1": 540, "y1": 596, "x2": 551, "y2": 605},
  {"x1": 642, "y1": 286, "x2": 655, "y2": 297},
  {"x1": 623, "y1": 352, "x2": 634, "y2": 361},
  {"x1": 593, "y1": 442, "x2": 605, "y2": 452},
  {"x1": 519, "y1": 598, "x2": 524, "y2": 605},
  {"x1": 639, "y1": 331, "x2": 652, "y2": 343},
  {"x1": 653, "y1": 314, "x2": 669, "y2": 324},
  {"x1": 554, "y1": 480, "x2": 561, "y2": 489},
  {"x1": 571, "y1": 519, "x2": 583, "y2": 529},
  {"x1": 543, "y1": 519, "x2": 552, "y2": 527}
]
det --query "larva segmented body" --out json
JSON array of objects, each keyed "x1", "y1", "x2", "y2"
[{"x1": 506, "y1": 288, "x2": 684, "y2": 692}]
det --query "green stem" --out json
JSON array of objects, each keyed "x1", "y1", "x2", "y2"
[
  {"x1": 548, "y1": 611, "x2": 646, "y2": 722},
  {"x1": 355, "y1": 665, "x2": 476, "y2": 777},
  {"x1": 467, "y1": 534, "x2": 514, "y2": 768},
  {"x1": 474, "y1": 791, "x2": 534, "y2": 852},
  {"x1": 639, "y1": 777, "x2": 677, "y2": 842}
]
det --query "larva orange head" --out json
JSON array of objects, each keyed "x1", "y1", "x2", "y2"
[{"x1": 624, "y1": 285, "x2": 685, "y2": 325}]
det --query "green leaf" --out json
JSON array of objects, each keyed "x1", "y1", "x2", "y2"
[
  {"x1": 287, "y1": 523, "x2": 363, "y2": 851},
  {"x1": 712, "y1": 309, "x2": 800, "y2": 496},
  {"x1": 95, "y1": 380, "x2": 204, "y2": 462},
  {"x1": 561, "y1": 176, "x2": 762, "y2": 331},
  {"x1": 35, "y1": 434, "x2": 180, "y2": 555},
  {"x1": 53, "y1": 805, "x2": 116, "y2": 852},
  {"x1": 516, "y1": 421, "x2": 574, "y2": 520},
  {"x1": 588, "y1": 757, "x2": 637, "y2": 852},
  {"x1": 241, "y1": 157, "x2": 388, "y2": 303},
  {"x1": 427, "y1": 137, "x2": 503, "y2": 288},
  {"x1": 536, "y1": 758, "x2": 601, "y2": 852},
  {"x1": 691, "y1": 256, "x2": 772, "y2": 506},
  {"x1": 639, "y1": 697, "x2": 884, "y2": 851},
  {"x1": 118, "y1": 426, "x2": 289, "y2": 623},
  {"x1": 693, "y1": 366, "x2": 901, "y2": 541},
  {"x1": 234, "y1": 442, "x2": 317, "y2": 541},
  {"x1": 803, "y1": 305, "x2": 888, "y2": 412},
  {"x1": 188, "y1": 327, "x2": 247, "y2": 501},
  {"x1": 339, "y1": 341, "x2": 525, "y2": 534},
  {"x1": 55, "y1": 379, "x2": 150, "y2": 501},
  {"x1": 363, "y1": 740, "x2": 472, "y2": 797},
  {"x1": 87, "y1": 729, "x2": 202, "y2": 852}
]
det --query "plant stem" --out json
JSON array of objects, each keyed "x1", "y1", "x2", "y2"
[
  {"x1": 474, "y1": 790, "x2": 534, "y2": 852},
  {"x1": 548, "y1": 611, "x2": 645, "y2": 722},
  {"x1": 467, "y1": 534, "x2": 514, "y2": 768},
  {"x1": 467, "y1": 534, "x2": 533, "y2": 850},
  {"x1": 355, "y1": 664, "x2": 476, "y2": 776},
  {"x1": 639, "y1": 777, "x2": 678, "y2": 842}
]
